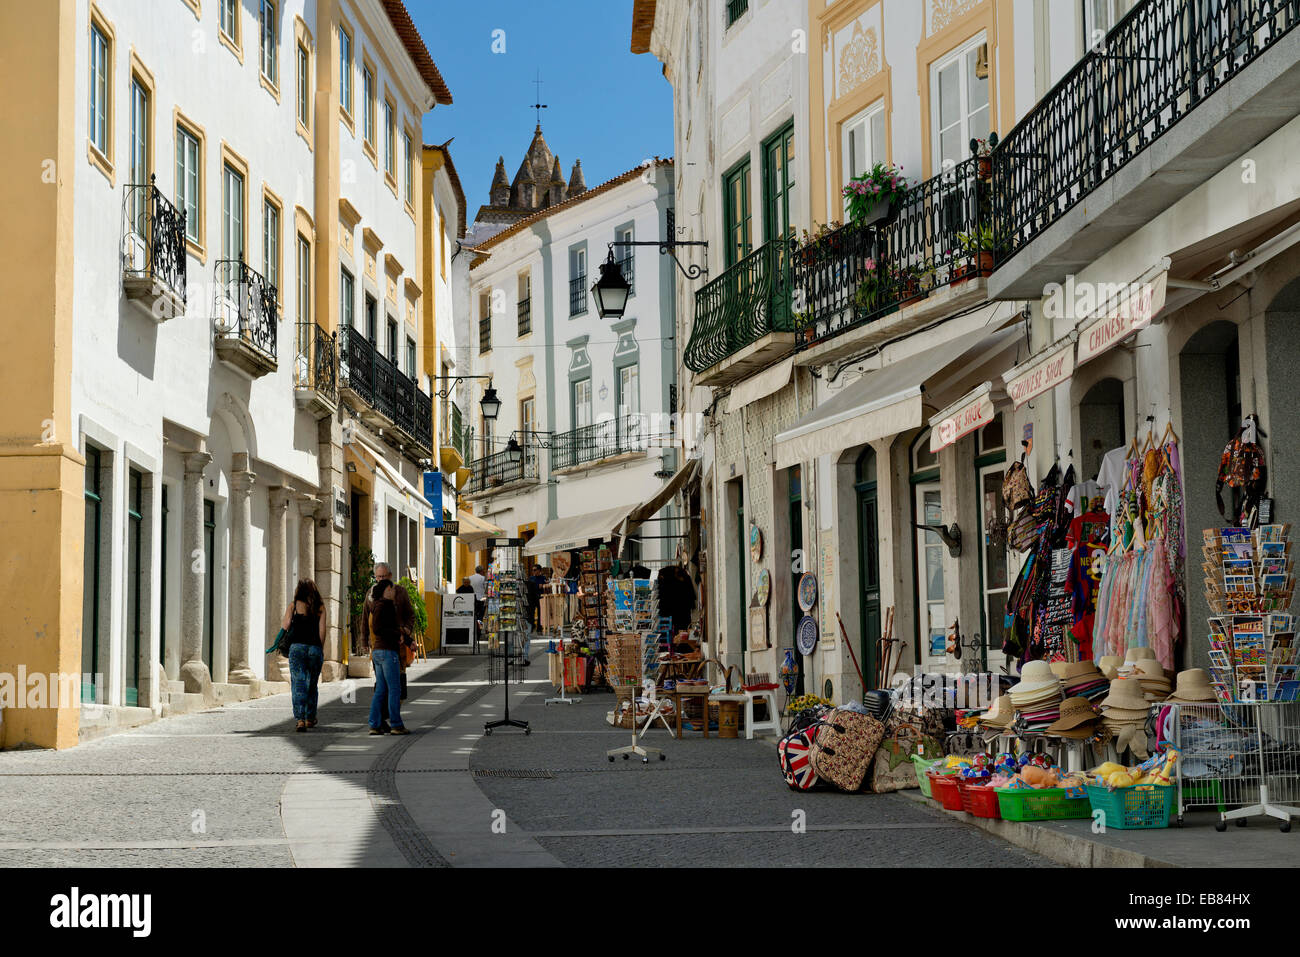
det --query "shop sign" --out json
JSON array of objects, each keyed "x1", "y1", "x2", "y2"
[
  {"x1": 1076, "y1": 271, "x2": 1168, "y2": 366},
  {"x1": 423, "y1": 472, "x2": 442, "y2": 526},
  {"x1": 435, "y1": 521, "x2": 460, "y2": 536},
  {"x1": 1002, "y1": 339, "x2": 1075, "y2": 409},
  {"x1": 929, "y1": 385, "x2": 995, "y2": 453}
]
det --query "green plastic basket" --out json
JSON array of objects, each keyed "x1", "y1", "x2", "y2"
[
  {"x1": 1084, "y1": 784, "x2": 1174, "y2": 829},
  {"x1": 913, "y1": 755, "x2": 942, "y2": 797},
  {"x1": 994, "y1": 786, "x2": 1093, "y2": 822}
]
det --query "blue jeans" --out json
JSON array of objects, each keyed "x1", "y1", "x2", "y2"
[
  {"x1": 288, "y1": 644, "x2": 323, "y2": 721},
  {"x1": 369, "y1": 649, "x2": 404, "y2": 731}
]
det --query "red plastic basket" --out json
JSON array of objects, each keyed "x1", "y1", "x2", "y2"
[
  {"x1": 928, "y1": 771, "x2": 964, "y2": 811},
  {"x1": 958, "y1": 779, "x2": 1002, "y2": 819}
]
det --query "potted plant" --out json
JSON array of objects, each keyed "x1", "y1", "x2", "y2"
[
  {"x1": 843, "y1": 162, "x2": 910, "y2": 226},
  {"x1": 957, "y1": 224, "x2": 996, "y2": 275},
  {"x1": 895, "y1": 262, "x2": 934, "y2": 306},
  {"x1": 852, "y1": 256, "x2": 888, "y2": 314},
  {"x1": 972, "y1": 137, "x2": 994, "y2": 180}
]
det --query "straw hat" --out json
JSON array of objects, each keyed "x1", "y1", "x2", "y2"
[
  {"x1": 979, "y1": 694, "x2": 1015, "y2": 728},
  {"x1": 1100, "y1": 677, "x2": 1149, "y2": 713},
  {"x1": 1164, "y1": 668, "x2": 1217, "y2": 703},
  {"x1": 1045, "y1": 696, "x2": 1100, "y2": 734},
  {"x1": 1098, "y1": 655, "x2": 1123, "y2": 680},
  {"x1": 1049, "y1": 661, "x2": 1070, "y2": 679},
  {"x1": 1009, "y1": 660, "x2": 1061, "y2": 698},
  {"x1": 1125, "y1": 646, "x2": 1157, "y2": 663}
]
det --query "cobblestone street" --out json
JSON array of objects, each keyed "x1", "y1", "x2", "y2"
[{"x1": 0, "y1": 647, "x2": 1046, "y2": 868}]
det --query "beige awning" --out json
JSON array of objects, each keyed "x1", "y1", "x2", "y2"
[
  {"x1": 727, "y1": 357, "x2": 794, "y2": 413},
  {"x1": 456, "y1": 508, "x2": 505, "y2": 548},
  {"x1": 345, "y1": 437, "x2": 434, "y2": 514},
  {"x1": 772, "y1": 325, "x2": 1019, "y2": 469},
  {"x1": 522, "y1": 504, "x2": 641, "y2": 556},
  {"x1": 1075, "y1": 266, "x2": 1168, "y2": 366},
  {"x1": 627, "y1": 457, "x2": 699, "y2": 529}
]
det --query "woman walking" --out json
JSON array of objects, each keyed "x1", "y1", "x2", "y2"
[{"x1": 282, "y1": 580, "x2": 327, "y2": 732}]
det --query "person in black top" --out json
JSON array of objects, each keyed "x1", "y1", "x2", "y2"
[{"x1": 281, "y1": 579, "x2": 327, "y2": 732}]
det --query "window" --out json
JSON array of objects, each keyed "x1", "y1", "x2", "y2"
[
  {"x1": 82, "y1": 446, "x2": 105, "y2": 704},
  {"x1": 259, "y1": 0, "x2": 277, "y2": 86},
  {"x1": 338, "y1": 25, "x2": 352, "y2": 115},
  {"x1": 617, "y1": 364, "x2": 640, "y2": 417},
  {"x1": 405, "y1": 336, "x2": 416, "y2": 377},
  {"x1": 365, "y1": 293, "x2": 377, "y2": 341},
  {"x1": 842, "y1": 101, "x2": 886, "y2": 209},
  {"x1": 931, "y1": 34, "x2": 990, "y2": 171},
  {"x1": 176, "y1": 124, "x2": 201, "y2": 245},
  {"x1": 89, "y1": 21, "x2": 111, "y2": 159},
  {"x1": 219, "y1": 0, "x2": 238, "y2": 43},
  {"x1": 128, "y1": 76, "x2": 149, "y2": 233},
  {"x1": 616, "y1": 226, "x2": 635, "y2": 292},
  {"x1": 221, "y1": 163, "x2": 244, "y2": 263},
  {"x1": 384, "y1": 99, "x2": 396, "y2": 178},
  {"x1": 762, "y1": 121, "x2": 796, "y2": 242},
  {"x1": 915, "y1": 484, "x2": 946, "y2": 659},
  {"x1": 297, "y1": 234, "x2": 311, "y2": 324},
  {"x1": 341, "y1": 268, "x2": 354, "y2": 329},
  {"x1": 403, "y1": 131, "x2": 413, "y2": 202},
  {"x1": 297, "y1": 43, "x2": 310, "y2": 129},
  {"x1": 125, "y1": 469, "x2": 144, "y2": 707},
  {"x1": 363, "y1": 64, "x2": 376, "y2": 145},
  {"x1": 478, "y1": 292, "x2": 491, "y2": 354},
  {"x1": 572, "y1": 378, "x2": 592, "y2": 428},
  {"x1": 517, "y1": 272, "x2": 531, "y2": 337},
  {"x1": 726, "y1": 0, "x2": 748, "y2": 27},
  {"x1": 520, "y1": 397, "x2": 537, "y2": 472},
  {"x1": 568, "y1": 247, "x2": 587, "y2": 317},
  {"x1": 387, "y1": 316, "x2": 398, "y2": 361},
  {"x1": 263, "y1": 198, "x2": 280, "y2": 293},
  {"x1": 440, "y1": 218, "x2": 449, "y2": 280},
  {"x1": 722, "y1": 159, "x2": 752, "y2": 267}
]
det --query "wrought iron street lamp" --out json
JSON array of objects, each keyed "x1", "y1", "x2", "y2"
[
  {"x1": 431, "y1": 374, "x2": 500, "y2": 423},
  {"x1": 595, "y1": 209, "x2": 709, "y2": 319}
]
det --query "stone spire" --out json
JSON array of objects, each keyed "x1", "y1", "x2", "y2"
[
  {"x1": 510, "y1": 156, "x2": 535, "y2": 210},
  {"x1": 568, "y1": 159, "x2": 587, "y2": 196},
  {"x1": 489, "y1": 155, "x2": 510, "y2": 206},
  {"x1": 548, "y1": 156, "x2": 567, "y2": 207}
]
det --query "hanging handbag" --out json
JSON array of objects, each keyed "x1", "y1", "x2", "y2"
[
  {"x1": 275, "y1": 621, "x2": 294, "y2": 656},
  {"x1": 1001, "y1": 454, "x2": 1034, "y2": 515}
]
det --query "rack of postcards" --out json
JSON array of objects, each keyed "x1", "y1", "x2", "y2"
[
  {"x1": 579, "y1": 546, "x2": 613, "y2": 638},
  {"x1": 486, "y1": 544, "x2": 524, "y2": 657},
  {"x1": 1203, "y1": 524, "x2": 1298, "y2": 702}
]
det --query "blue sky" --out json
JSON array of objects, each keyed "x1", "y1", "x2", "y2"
[{"x1": 409, "y1": 0, "x2": 674, "y2": 228}]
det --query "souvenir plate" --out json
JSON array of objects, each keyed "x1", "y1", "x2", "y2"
[
  {"x1": 749, "y1": 524, "x2": 763, "y2": 562},
  {"x1": 798, "y1": 573, "x2": 818, "y2": 613},
  {"x1": 796, "y1": 615, "x2": 819, "y2": 656},
  {"x1": 756, "y1": 568, "x2": 771, "y2": 606}
]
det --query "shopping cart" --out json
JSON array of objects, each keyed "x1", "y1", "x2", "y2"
[{"x1": 1170, "y1": 700, "x2": 1300, "y2": 831}]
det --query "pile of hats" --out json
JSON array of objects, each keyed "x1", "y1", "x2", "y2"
[
  {"x1": 1165, "y1": 668, "x2": 1217, "y2": 704},
  {"x1": 1044, "y1": 695, "x2": 1103, "y2": 739},
  {"x1": 978, "y1": 694, "x2": 1015, "y2": 730},
  {"x1": 1099, "y1": 676, "x2": 1151, "y2": 758},
  {"x1": 1008, "y1": 661, "x2": 1063, "y2": 731},
  {"x1": 1060, "y1": 660, "x2": 1109, "y2": 702},
  {"x1": 1097, "y1": 655, "x2": 1123, "y2": 680},
  {"x1": 1132, "y1": 658, "x2": 1172, "y2": 701}
]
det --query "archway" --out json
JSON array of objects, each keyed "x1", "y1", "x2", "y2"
[{"x1": 1078, "y1": 377, "x2": 1126, "y2": 482}]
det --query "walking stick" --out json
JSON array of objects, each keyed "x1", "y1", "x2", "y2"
[{"x1": 836, "y1": 613, "x2": 867, "y2": 692}]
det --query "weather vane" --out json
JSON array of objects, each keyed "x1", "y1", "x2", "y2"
[{"x1": 530, "y1": 69, "x2": 547, "y2": 126}]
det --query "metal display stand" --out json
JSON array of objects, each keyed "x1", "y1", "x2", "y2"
[
  {"x1": 546, "y1": 628, "x2": 579, "y2": 706},
  {"x1": 606, "y1": 632, "x2": 666, "y2": 764},
  {"x1": 484, "y1": 539, "x2": 530, "y2": 736}
]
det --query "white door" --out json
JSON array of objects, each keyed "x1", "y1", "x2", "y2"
[{"x1": 916, "y1": 483, "x2": 948, "y2": 668}]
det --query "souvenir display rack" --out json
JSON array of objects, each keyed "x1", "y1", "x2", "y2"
[
  {"x1": 484, "y1": 539, "x2": 530, "y2": 736},
  {"x1": 605, "y1": 631, "x2": 666, "y2": 763}
]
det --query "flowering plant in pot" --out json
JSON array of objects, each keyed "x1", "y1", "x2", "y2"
[
  {"x1": 957, "y1": 224, "x2": 996, "y2": 274},
  {"x1": 972, "y1": 137, "x2": 994, "y2": 179},
  {"x1": 843, "y1": 163, "x2": 909, "y2": 224},
  {"x1": 852, "y1": 256, "x2": 890, "y2": 313},
  {"x1": 895, "y1": 262, "x2": 934, "y2": 304},
  {"x1": 793, "y1": 221, "x2": 844, "y2": 266}
]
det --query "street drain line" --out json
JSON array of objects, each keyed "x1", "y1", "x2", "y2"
[{"x1": 473, "y1": 768, "x2": 554, "y2": 779}]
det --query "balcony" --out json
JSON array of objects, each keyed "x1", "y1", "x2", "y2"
[
  {"x1": 213, "y1": 260, "x2": 278, "y2": 378},
  {"x1": 791, "y1": 156, "x2": 992, "y2": 367},
  {"x1": 121, "y1": 178, "x2": 187, "y2": 321},
  {"x1": 518, "y1": 296, "x2": 531, "y2": 337},
  {"x1": 338, "y1": 328, "x2": 432, "y2": 455},
  {"x1": 294, "y1": 322, "x2": 338, "y2": 419},
  {"x1": 990, "y1": 0, "x2": 1300, "y2": 298},
  {"x1": 569, "y1": 274, "x2": 588, "y2": 316},
  {"x1": 552, "y1": 415, "x2": 648, "y2": 473},
  {"x1": 684, "y1": 239, "x2": 796, "y2": 387},
  {"x1": 617, "y1": 252, "x2": 635, "y2": 294},
  {"x1": 440, "y1": 401, "x2": 470, "y2": 473},
  {"x1": 466, "y1": 445, "x2": 540, "y2": 497}
]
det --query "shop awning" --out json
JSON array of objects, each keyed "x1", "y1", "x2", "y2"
[
  {"x1": 929, "y1": 383, "x2": 995, "y2": 452},
  {"x1": 345, "y1": 438, "x2": 434, "y2": 514},
  {"x1": 522, "y1": 503, "x2": 641, "y2": 556},
  {"x1": 772, "y1": 324, "x2": 1019, "y2": 469},
  {"x1": 1075, "y1": 264, "x2": 1168, "y2": 366},
  {"x1": 456, "y1": 508, "x2": 505, "y2": 548},
  {"x1": 626, "y1": 457, "x2": 699, "y2": 530},
  {"x1": 1001, "y1": 334, "x2": 1077, "y2": 409},
  {"x1": 726, "y1": 357, "x2": 794, "y2": 413}
]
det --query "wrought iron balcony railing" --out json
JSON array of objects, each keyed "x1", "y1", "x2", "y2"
[
  {"x1": 338, "y1": 328, "x2": 431, "y2": 451},
  {"x1": 213, "y1": 259, "x2": 278, "y2": 363},
  {"x1": 569, "y1": 274, "x2": 588, "y2": 316},
  {"x1": 685, "y1": 238, "x2": 795, "y2": 373},
  {"x1": 994, "y1": 0, "x2": 1300, "y2": 266},
  {"x1": 467, "y1": 445, "x2": 540, "y2": 494},
  {"x1": 617, "y1": 253, "x2": 634, "y2": 293},
  {"x1": 552, "y1": 415, "x2": 648, "y2": 472},
  {"x1": 792, "y1": 156, "x2": 988, "y2": 346},
  {"x1": 413, "y1": 385, "x2": 433, "y2": 451},
  {"x1": 340, "y1": 327, "x2": 375, "y2": 407},
  {"x1": 122, "y1": 177, "x2": 187, "y2": 314},
  {"x1": 295, "y1": 321, "x2": 338, "y2": 405},
  {"x1": 518, "y1": 296, "x2": 531, "y2": 337}
]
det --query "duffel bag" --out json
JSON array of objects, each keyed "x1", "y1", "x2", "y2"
[
  {"x1": 809, "y1": 708, "x2": 885, "y2": 793},
  {"x1": 778, "y1": 725, "x2": 821, "y2": 791}
]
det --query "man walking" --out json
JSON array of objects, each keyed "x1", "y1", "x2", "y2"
[{"x1": 468, "y1": 564, "x2": 487, "y2": 642}]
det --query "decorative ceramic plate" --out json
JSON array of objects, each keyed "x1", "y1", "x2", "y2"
[
  {"x1": 749, "y1": 524, "x2": 763, "y2": 562},
  {"x1": 796, "y1": 615, "x2": 819, "y2": 656},
  {"x1": 798, "y1": 573, "x2": 818, "y2": 613},
  {"x1": 756, "y1": 568, "x2": 771, "y2": 606}
]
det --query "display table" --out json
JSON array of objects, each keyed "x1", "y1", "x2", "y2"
[{"x1": 671, "y1": 686, "x2": 711, "y2": 739}]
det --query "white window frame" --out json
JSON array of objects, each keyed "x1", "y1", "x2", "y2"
[
  {"x1": 297, "y1": 234, "x2": 311, "y2": 324},
  {"x1": 841, "y1": 99, "x2": 886, "y2": 209},
  {"x1": 219, "y1": 0, "x2": 238, "y2": 43},
  {"x1": 341, "y1": 267, "x2": 355, "y2": 329},
  {"x1": 930, "y1": 32, "x2": 990, "y2": 173},
  {"x1": 362, "y1": 65, "x2": 375, "y2": 145},
  {"x1": 617, "y1": 364, "x2": 640, "y2": 417},
  {"x1": 221, "y1": 163, "x2": 244, "y2": 263},
  {"x1": 259, "y1": 0, "x2": 278, "y2": 86},
  {"x1": 384, "y1": 100, "x2": 396, "y2": 176},
  {"x1": 573, "y1": 378, "x2": 592, "y2": 429},
  {"x1": 262, "y1": 198, "x2": 280, "y2": 292},
  {"x1": 128, "y1": 77, "x2": 148, "y2": 231},
  {"x1": 297, "y1": 42, "x2": 310, "y2": 129},
  {"x1": 338, "y1": 25, "x2": 352, "y2": 114},
  {"x1": 915, "y1": 482, "x2": 947, "y2": 663},
  {"x1": 89, "y1": 23, "x2": 110, "y2": 156},
  {"x1": 403, "y1": 131, "x2": 413, "y2": 201},
  {"x1": 176, "y1": 126, "x2": 201, "y2": 245}
]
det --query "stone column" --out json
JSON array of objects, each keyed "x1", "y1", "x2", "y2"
[
  {"x1": 180, "y1": 451, "x2": 214, "y2": 700},
  {"x1": 266, "y1": 485, "x2": 294, "y2": 682},
  {"x1": 317, "y1": 414, "x2": 346, "y2": 681},
  {"x1": 227, "y1": 465, "x2": 256, "y2": 683},
  {"x1": 297, "y1": 493, "x2": 319, "y2": 582}
]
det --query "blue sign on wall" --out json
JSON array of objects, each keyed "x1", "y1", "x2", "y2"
[{"x1": 423, "y1": 471, "x2": 443, "y2": 529}]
